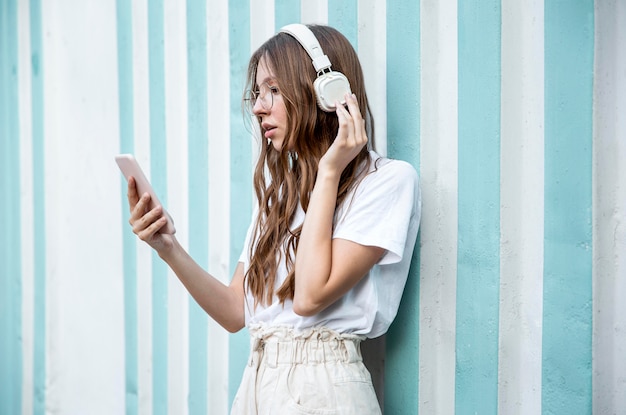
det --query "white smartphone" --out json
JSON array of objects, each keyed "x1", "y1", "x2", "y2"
[{"x1": 115, "y1": 153, "x2": 176, "y2": 234}]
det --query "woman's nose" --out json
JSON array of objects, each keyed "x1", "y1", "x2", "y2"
[{"x1": 252, "y1": 97, "x2": 267, "y2": 116}]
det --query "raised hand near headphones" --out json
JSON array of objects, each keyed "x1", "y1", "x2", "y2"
[{"x1": 318, "y1": 93, "x2": 368, "y2": 178}]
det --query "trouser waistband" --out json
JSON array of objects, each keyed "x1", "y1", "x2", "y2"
[{"x1": 247, "y1": 324, "x2": 365, "y2": 369}]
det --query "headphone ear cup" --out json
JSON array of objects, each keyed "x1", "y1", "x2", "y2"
[{"x1": 313, "y1": 71, "x2": 352, "y2": 112}]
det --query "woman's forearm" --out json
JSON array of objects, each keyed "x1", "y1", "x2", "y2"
[
  {"x1": 293, "y1": 168, "x2": 340, "y2": 313},
  {"x1": 160, "y1": 239, "x2": 245, "y2": 333}
]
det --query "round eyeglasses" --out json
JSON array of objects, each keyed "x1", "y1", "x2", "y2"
[{"x1": 244, "y1": 83, "x2": 279, "y2": 112}]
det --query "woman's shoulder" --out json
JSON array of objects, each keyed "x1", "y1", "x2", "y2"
[
  {"x1": 333, "y1": 151, "x2": 420, "y2": 232},
  {"x1": 366, "y1": 151, "x2": 419, "y2": 184}
]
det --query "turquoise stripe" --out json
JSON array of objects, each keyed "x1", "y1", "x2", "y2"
[
  {"x1": 187, "y1": 0, "x2": 209, "y2": 413},
  {"x1": 228, "y1": 0, "x2": 251, "y2": 406},
  {"x1": 543, "y1": 1, "x2": 594, "y2": 413},
  {"x1": 275, "y1": 0, "x2": 300, "y2": 29},
  {"x1": 385, "y1": 1, "x2": 420, "y2": 413},
  {"x1": 29, "y1": 0, "x2": 46, "y2": 412},
  {"x1": 328, "y1": 0, "x2": 358, "y2": 49},
  {"x1": 0, "y1": 0, "x2": 23, "y2": 413},
  {"x1": 147, "y1": 0, "x2": 168, "y2": 413},
  {"x1": 115, "y1": 0, "x2": 138, "y2": 413},
  {"x1": 455, "y1": 0, "x2": 501, "y2": 413}
]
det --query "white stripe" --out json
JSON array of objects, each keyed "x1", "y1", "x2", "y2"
[
  {"x1": 207, "y1": 3, "x2": 231, "y2": 413},
  {"x1": 18, "y1": 1, "x2": 34, "y2": 414},
  {"x1": 498, "y1": 1, "x2": 544, "y2": 413},
  {"x1": 40, "y1": 1, "x2": 59, "y2": 409},
  {"x1": 42, "y1": 1, "x2": 126, "y2": 412},
  {"x1": 301, "y1": 0, "x2": 328, "y2": 25},
  {"x1": 131, "y1": 0, "x2": 154, "y2": 412},
  {"x1": 164, "y1": 0, "x2": 190, "y2": 413},
  {"x1": 250, "y1": 0, "x2": 274, "y2": 51},
  {"x1": 357, "y1": 0, "x2": 387, "y2": 156},
  {"x1": 592, "y1": 2, "x2": 626, "y2": 414},
  {"x1": 249, "y1": 0, "x2": 274, "y2": 177},
  {"x1": 418, "y1": 0, "x2": 458, "y2": 413}
]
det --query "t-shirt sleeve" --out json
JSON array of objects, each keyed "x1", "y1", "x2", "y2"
[
  {"x1": 332, "y1": 160, "x2": 419, "y2": 265},
  {"x1": 238, "y1": 206, "x2": 259, "y2": 265}
]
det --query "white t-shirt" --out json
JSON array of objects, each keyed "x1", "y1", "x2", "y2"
[{"x1": 238, "y1": 151, "x2": 421, "y2": 338}]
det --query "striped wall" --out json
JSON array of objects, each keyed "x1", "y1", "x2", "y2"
[{"x1": 1, "y1": 0, "x2": 625, "y2": 414}]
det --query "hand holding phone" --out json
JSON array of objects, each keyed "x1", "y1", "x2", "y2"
[{"x1": 115, "y1": 154, "x2": 176, "y2": 234}]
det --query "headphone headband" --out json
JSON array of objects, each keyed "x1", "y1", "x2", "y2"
[{"x1": 280, "y1": 24, "x2": 332, "y2": 73}]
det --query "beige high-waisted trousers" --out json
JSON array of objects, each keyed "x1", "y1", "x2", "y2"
[{"x1": 230, "y1": 324, "x2": 382, "y2": 415}]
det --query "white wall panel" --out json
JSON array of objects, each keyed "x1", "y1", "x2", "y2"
[
  {"x1": 17, "y1": 0, "x2": 34, "y2": 413},
  {"x1": 499, "y1": 0, "x2": 544, "y2": 413},
  {"x1": 418, "y1": 0, "x2": 458, "y2": 413},
  {"x1": 593, "y1": 1, "x2": 626, "y2": 413},
  {"x1": 164, "y1": 0, "x2": 189, "y2": 413},
  {"x1": 42, "y1": 0, "x2": 126, "y2": 413}
]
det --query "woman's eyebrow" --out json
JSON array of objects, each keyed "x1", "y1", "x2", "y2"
[{"x1": 257, "y1": 76, "x2": 277, "y2": 85}]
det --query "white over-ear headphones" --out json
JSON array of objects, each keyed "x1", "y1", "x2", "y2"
[{"x1": 280, "y1": 24, "x2": 352, "y2": 112}]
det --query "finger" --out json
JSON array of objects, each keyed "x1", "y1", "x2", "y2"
[
  {"x1": 127, "y1": 176, "x2": 140, "y2": 208},
  {"x1": 131, "y1": 204, "x2": 163, "y2": 234},
  {"x1": 129, "y1": 192, "x2": 152, "y2": 225},
  {"x1": 137, "y1": 192, "x2": 152, "y2": 214},
  {"x1": 344, "y1": 94, "x2": 365, "y2": 145},
  {"x1": 358, "y1": 119, "x2": 367, "y2": 146},
  {"x1": 335, "y1": 101, "x2": 354, "y2": 144},
  {"x1": 136, "y1": 216, "x2": 168, "y2": 242},
  {"x1": 345, "y1": 93, "x2": 363, "y2": 120},
  {"x1": 345, "y1": 94, "x2": 367, "y2": 147},
  {"x1": 335, "y1": 99, "x2": 350, "y2": 120}
]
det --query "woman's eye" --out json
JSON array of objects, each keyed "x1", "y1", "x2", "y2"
[{"x1": 269, "y1": 86, "x2": 280, "y2": 95}]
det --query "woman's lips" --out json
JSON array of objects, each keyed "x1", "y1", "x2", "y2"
[{"x1": 263, "y1": 125, "x2": 277, "y2": 139}]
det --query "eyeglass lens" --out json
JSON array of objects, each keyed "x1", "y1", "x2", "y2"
[{"x1": 247, "y1": 83, "x2": 273, "y2": 111}]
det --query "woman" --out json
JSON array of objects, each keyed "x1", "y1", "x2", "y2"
[{"x1": 127, "y1": 24, "x2": 421, "y2": 414}]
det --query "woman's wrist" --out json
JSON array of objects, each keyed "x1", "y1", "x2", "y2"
[
  {"x1": 157, "y1": 235, "x2": 182, "y2": 263},
  {"x1": 316, "y1": 159, "x2": 342, "y2": 184}
]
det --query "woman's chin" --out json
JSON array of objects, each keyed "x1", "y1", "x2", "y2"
[{"x1": 270, "y1": 139, "x2": 284, "y2": 151}]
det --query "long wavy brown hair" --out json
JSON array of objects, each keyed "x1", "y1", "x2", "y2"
[{"x1": 244, "y1": 25, "x2": 375, "y2": 307}]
